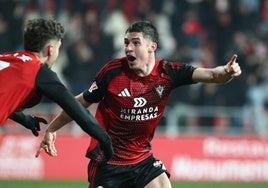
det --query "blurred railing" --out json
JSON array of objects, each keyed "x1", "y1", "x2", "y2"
[
  {"x1": 1, "y1": 103, "x2": 267, "y2": 137},
  {"x1": 164, "y1": 102, "x2": 268, "y2": 137}
]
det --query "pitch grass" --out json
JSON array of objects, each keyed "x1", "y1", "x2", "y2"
[{"x1": 0, "y1": 180, "x2": 267, "y2": 188}]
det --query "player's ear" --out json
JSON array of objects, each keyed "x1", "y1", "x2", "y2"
[
  {"x1": 47, "y1": 45, "x2": 53, "y2": 56},
  {"x1": 148, "y1": 42, "x2": 157, "y2": 53}
]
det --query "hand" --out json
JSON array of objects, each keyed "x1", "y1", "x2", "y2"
[
  {"x1": 99, "y1": 132, "x2": 114, "y2": 163},
  {"x1": 224, "y1": 54, "x2": 242, "y2": 77},
  {"x1": 21, "y1": 116, "x2": 48, "y2": 136},
  {"x1": 35, "y1": 131, "x2": 57, "y2": 157}
]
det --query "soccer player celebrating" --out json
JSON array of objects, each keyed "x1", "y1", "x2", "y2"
[
  {"x1": 36, "y1": 21, "x2": 241, "y2": 187},
  {"x1": 0, "y1": 18, "x2": 113, "y2": 162}
]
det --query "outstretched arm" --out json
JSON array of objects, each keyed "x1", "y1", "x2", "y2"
[
  {"x1": 34, "y1": 65, "x2": 113, "y2": 161},
  {"x1": 192, "y1": 54, "x2": 241, "y2": 83},
  {"x1": 44, "y1": 93, "x2": 89, "y2": 133},
  {"x1": 35, "y1": 93, "x2": 90, "y2": 156}
]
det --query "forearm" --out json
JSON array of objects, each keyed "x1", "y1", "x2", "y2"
[
  {"x1": 193, "y1": 54, "x2": 241, "y2": 83},
  {"x1": 45, "y1": 110, "x2": 72, "y2": 133},
  {"x1": 36, "y1": 66, "x2": 109, "y2": 144},
  {"x1": 193, "y1": 66, "x2": 233, "y2": 83},
  {"x1": 42, "y1": 90, "x2": 107, "y2": 142},
  {"x1": 46, "y1": 94, "x2": 91, "y2": 133}
]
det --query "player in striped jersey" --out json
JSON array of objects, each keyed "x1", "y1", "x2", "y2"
[{"x1": 37, "y1": 21, "x2": 241, "y2": 188}]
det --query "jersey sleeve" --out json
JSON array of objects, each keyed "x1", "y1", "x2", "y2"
[
  {"x1": 163, "y1": 61, "x2": 197, "y2": 89},
  {"x1": 35, "y1": 65, "x2": 108, "y2": 142},
  {"x1": 83, "y1": 80, "x2": 105, "y2": 103},
  {"x1": 82, "y1": 60, "x2": 122, "y2": 103}
]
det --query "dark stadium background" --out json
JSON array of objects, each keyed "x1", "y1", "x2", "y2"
[{"x1": 1, "y1": 0, "x2": 268, "y2": 187}]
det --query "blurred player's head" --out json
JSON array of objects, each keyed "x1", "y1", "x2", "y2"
[
  {"x1": 23, "y1": 18, "x2": 65, "y2": 68},
  {"x1": 124, "y1": 21, "x2": 159, "y2": 75}
]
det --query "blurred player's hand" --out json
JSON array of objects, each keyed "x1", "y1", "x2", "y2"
[
  {"x1": 35, "y1": 131, "x2": 57, "y2": 157},
  {"x1": 21, "y1": 115, "x2": 48, "y2": 136},
  {"x1": 224, "y1": 54, "x2": 241, "y2": 77},
  {"x1": 99, "y1": 132, "x2": 114, "y2": 163}
]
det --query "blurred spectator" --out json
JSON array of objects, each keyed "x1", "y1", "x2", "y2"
[{"x1": 0, "y1": 0, "x2": 24, "y2": 52}]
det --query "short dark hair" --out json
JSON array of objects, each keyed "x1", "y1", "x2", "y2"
[
  {"x1": 23, "y1": 18, "x2": 65, "y2": 52},
  {"x1": 125, "y1": 21, "x2": 159, "y2": 45}
]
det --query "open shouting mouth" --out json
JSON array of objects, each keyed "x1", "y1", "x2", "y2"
[{"x1": 127, "y1": 55, "x2": 136, "y2": 62}]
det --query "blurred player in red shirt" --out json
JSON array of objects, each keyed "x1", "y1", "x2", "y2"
[
  {"x1": 37, "y1": 21, "x2": 241, "y2": 188},
  {"x1": 0, "y1": 18, "x2": 113, "y2": 162}
]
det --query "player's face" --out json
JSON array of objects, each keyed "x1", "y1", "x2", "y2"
[
  {"x1": 45, "y1": 39, "x2": 62, "y2": 68},
  {"x1": 124, "y1": 32, "x2": 155, "y2": 73}
]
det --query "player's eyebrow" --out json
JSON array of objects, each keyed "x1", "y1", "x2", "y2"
[
  {"x1": 124, "y1": 37, "x2": 141, "y2": 41},
  {"x1": 131, "y1": 37, "x2": 141, "y2": 40}
]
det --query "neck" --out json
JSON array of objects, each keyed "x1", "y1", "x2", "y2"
[
  {"x1": 134, "y1": 59, "x2": 155, "y2": 77},
  {"x1": 33, "y1": 52, "x2": 50, "y2": 67}
]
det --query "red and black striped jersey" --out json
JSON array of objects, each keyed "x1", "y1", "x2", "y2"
[{"x1": 83, "y1": 57, "x2": 196, "y2": 165}]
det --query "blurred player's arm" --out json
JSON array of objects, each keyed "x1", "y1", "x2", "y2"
[
  {"x1": 192, "y1": 54, "x2": 241, "y2": 83},
  {"x1": 35, "y1": 65, "x2": 113, "y2": 160},
  {"x1": 46, "y1": 93, "x2": 91, "y2": 132},
  {"x1": 9, "y1": 111, "x2": 47, "y2": 136}
]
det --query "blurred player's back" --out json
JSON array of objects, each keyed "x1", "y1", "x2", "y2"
[{"x1": 0, "y1": 51, "x2": 42, "y2": 125}]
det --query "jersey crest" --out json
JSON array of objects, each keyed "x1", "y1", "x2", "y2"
[{"x1": 155, "y1": 85, "x2": 165, "y2": 98}]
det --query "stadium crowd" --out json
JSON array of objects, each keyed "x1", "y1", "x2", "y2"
[{"x1": 0, "y1": 0, "x2": 268, "y2": 135}]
